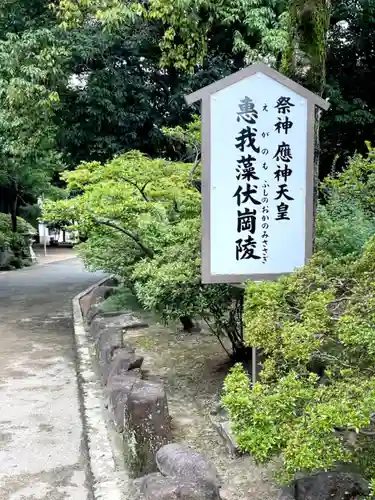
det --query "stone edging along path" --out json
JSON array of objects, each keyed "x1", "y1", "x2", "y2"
[
  {"x1": 73, "y1": 278, "x2": 374, "y2": 500},
  {"x1": 73, "y1": 277, "x2": 224, "y2": 500},
  {"x1": 72, "y1": 277, "x2": 125, "y2": 500}
]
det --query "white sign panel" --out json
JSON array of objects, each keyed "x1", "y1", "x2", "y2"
[
  {"x1": 186, "y1": 63, "x2": 329, "y2": 284},
  {"x1": 211, "y1": 73, "x2": 306, "y2": 276}
]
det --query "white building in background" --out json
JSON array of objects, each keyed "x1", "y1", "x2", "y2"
[
  {"x1": 37, "y1": 222, "x2": 78, "y2": 246},
  {"x1": 37, "y1": 197, "x2": 78, "y2": 246}
]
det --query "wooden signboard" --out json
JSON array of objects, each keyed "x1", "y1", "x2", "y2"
[{"x1": 185, "y1": 63, "x2": 329, "y2": 284}]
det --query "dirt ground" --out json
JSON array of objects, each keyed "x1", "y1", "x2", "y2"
[{"x1": 103, "y1": 291, "x2": 292, "y2": 500}]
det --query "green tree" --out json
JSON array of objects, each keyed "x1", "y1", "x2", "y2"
[
  {"x1": 222, "y1": 150, "x2": 375, "y2": 488},
  {"x1": 320, "y1": 0, "x2": 375, "y2": 175},
  {"x1": 0, "y1": 0, "x2": 54, "y2": 36},
  {"x1": 27, "y1": 0, "x2": 375, "y2": 182},
  {"x1": 55, "y1": 22, "x2": 237, "y2": 166},
  {"x1": 43, "y1": 149, "x2": 249, "y2": 358},
  {"x1": 54, "y1": 0, "x2": 289, "y2": 70},
  {"x1": 0, "y1": 27, "x2": 69, "y2": 230},
  {"x1": 0, "y1": 0, "x2": 71, "y2": 229},
  {"x1": 282, "y1": 0, "x2": 331, "y2": 95}
]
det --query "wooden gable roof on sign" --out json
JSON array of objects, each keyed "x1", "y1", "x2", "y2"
[{"x1": 185, "y1": 62, "x2": 330, "y2": 110}]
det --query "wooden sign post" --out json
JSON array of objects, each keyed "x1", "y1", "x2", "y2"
[
  {"x1": 185, "y1": 63, "x2": 329, "y2": 385},
  {"x1": 185, "y1": 62, "x2": 329, "y2": 285}
]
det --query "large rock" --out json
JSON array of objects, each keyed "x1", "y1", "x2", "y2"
[
  {"x1": 156, "y1": 443, "x2": 221, "y2": 495},
  {"x1": 89, "y1": 313, "x2": 148, "y2": 341},
  {"x1": 95, "y1": 326, "x2": 124, "y2": 366},
  {"x1": 295, "y1": 472, "x2": 369, "y2": 500},
  {"x1": 102, "y1": 347, "x2": 143, "y2": 385},
  {"x1": 106, "y1": 373, "x2": 141, "y2": 432},
  {"x1": 81, "y1": 285, "x2": 114, "y2": 316},
  {"x1": 104, "y1": 276, "x2": 120, "y2": 287},
  {"x1": 139, "y1": 473, "x2": 220, "y2": 500},
  {"x1": 86, "y1": 303, "x2": 103, "y2": 325},
  {"x1": 123, "y1": 379, "x2": 171, "y2": 477},
  {"x1": 89, "y1": 285, "x2": 114, "y2": 305}
]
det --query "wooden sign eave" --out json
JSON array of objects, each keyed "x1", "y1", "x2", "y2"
[{"x1": 185, "y1": 62, "x2": 330, "y2": 111}]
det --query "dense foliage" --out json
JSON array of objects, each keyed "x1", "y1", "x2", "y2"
[
  {"x1": 0, "y1": 213, "x2": 36, "y2": 269},
  {"x1": 5, "y1": 0, "x2": 375, "y2": 492},
  {"x1": 0, "y1": 0, "x2": 69, "y2": 229},
  {"x1": 52, "y1": 0, "x2": 375, "y2": 180},
  {"x1": 43, "y1": 146, "x2": 249, "y2": 358},
  {"x1": 222, "y1": 150, "x2": 375, "y2": 489},
  {"x1": 55, "y1": 23, "x2": 234, "y2": 166},
  {"x1": 54, "y1": 0, "x2": 289, "y2": 70},
  {"x1": 2, "y1": 0, "x2": 375, "y2": 227},
  {"x1": 322, "y1": 0, "x2": 375, "y2": 172},
  {"x1": 316, "y1": 147, "x2": 375, "y2": 257}
]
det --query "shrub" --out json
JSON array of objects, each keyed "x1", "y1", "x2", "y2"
[
  {"x1": 0, "y1": 213, "x2": 36, "y2": 269},
  {"x1": 43, "y1": 150, "x2": 248, "y2": 358},
  {"x1": 316, "y1": 191, "x2": 375, "y2": 257},
  {"x1": 222, "y1": 148, "x2": 375, "y2": 487},
  {"x1": 223, "y1": 243, "x2": 375, "y2": 484},
  {"x1": 316, "y1": 146, "x2": 375, "y2": 258}
]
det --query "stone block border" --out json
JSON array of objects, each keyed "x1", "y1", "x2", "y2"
[
  {"x1": 74, "y1": 276, "x2": 374, "y2": 500},
  {"x1": 74, "y1": 276, "x2": 224, "y2": 500},
  {"x1": 73, "y1": 276, "x2": 125, "y2": 500}
]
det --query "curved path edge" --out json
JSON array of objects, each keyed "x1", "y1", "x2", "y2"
[
  {"x1": 0, "y1": 257, "x2": 77, "y2": 277},
  {"x1": 73, "y1": 277, "x2": 124, "y2": 500}
]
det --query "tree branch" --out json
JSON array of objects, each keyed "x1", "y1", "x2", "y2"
[
  {"x1": 202, "y1": 316, "x2": 232, "y2": 358},
  {"x1": 141, "y1": 182, "x2": 150, "y2": 197},
  {"x1": 321, "y1": 352, "x2": 375, "y2": 375},
  {"x1": 189, "y1": 144, "x2": 200, "y2": 179},
  {"x1": 152, "y1": 71, "x2": 170, "y2": 96},
  {"x1": 121, "y1": 178, "x2": 149, "y2": 202},
  {"x1": 91, "y1": 215, "x2": 154, "y2": 258},
  {"x1": 189, "y1": 144, "x2": 201, "y2": 193}
]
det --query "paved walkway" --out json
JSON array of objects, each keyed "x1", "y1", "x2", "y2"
[
  {"x1": 33, "y1": 247, "x2": 76, "y2": 266},
  {"x1": 0, "y1": 259, "x2": 103, "y2": 500}
]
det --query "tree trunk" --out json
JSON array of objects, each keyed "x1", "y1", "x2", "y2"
[
  {"x1": 230, "y1": 344, "x2": 253, "y2": 363},
  {"x1": 312, "y1": 107, "x2": 321, "y2": 252},
  {"x1": 11, "y1": 193, "x2": 18, "y2": 233},
  {"x1": 179, "y1": 316, "x2": 195, "y2": 332}
]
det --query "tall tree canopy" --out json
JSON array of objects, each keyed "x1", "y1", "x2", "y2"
[
  {"x1": 55, "y1": 0, "x2": 290, "y2": 69},
  {"x1": 0, "y1": 1, "x2": 69, "y2": 229},
  {"x1": 321, "y1": 0, "x2": 375, "y2": 172},
  {"x1": 2, "y1": 0, "x2": 375, "y2": 229},
  {"x1": 55, "y1": 23, "x2": 238, "y2": 165},
  {"x1": 54, "y1": 0, "x2": 375, "y2": 177}
]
